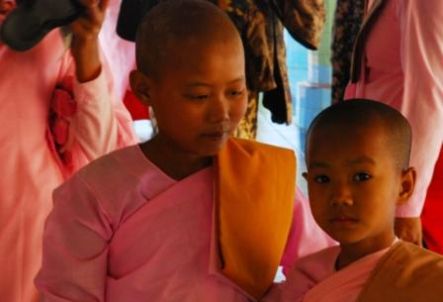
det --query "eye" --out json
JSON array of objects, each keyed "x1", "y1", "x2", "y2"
[
  {"x1": 353, "y1": 172, "x2": 372, "y2": 182},
  {"x1": 227, "y1": 89, "x2": 246, "y2": 98},
  {"x1": 229, "y1": 89, "x2": 245, "y2": 96},
  {"x1": 313, "y1": 175, "x2": 330, "y2": 184},
  {"x1": 186, "y1": 94, "x2": 209, "y2": 100}
]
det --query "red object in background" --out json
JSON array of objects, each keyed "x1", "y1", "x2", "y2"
[
  {"x1": 123, "y1": 89, "x2": 149, "y2": 120},
  {"x1": 422, "y1": 148, "x2": 443, "y2": 254}
]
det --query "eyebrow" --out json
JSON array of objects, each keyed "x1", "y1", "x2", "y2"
[
  {"x1": 185, "y1": 77, "x2": 245, "y2": 88},
  {"x1": 308, "y1": 162, "x2": 329, "y2": 169},
  {"x1": 308, "y1": 156, "x2": 376, "y2": 169},
  {"x1": 347, "y1": 156, "x2": 376, "y2": 166}
]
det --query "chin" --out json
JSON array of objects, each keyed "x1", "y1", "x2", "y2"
[
  {"x1": 326, "y1": 229, "x2": 365, "y2": 245},
  {"x1": 200, "y1": 145, "x2": 225, "y2": 157},
  {"x1": 200, "y1": 138, "x2": 229, "y2": 154}
]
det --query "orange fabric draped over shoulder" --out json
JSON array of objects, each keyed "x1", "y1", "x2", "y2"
[{"x1": 216, "y1": 138, "x2": 296, "y2": 299}]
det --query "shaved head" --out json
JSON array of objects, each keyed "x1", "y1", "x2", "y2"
[
  {"x1": 135, "y1": 0, "x2": 242, "y2": 79},
  {"x1": 306, "y1": 99, "x2": 412, "y2": 170}
]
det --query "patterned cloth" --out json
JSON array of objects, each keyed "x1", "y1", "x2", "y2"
[
  {"x1": 331, "y1": 0, "x2": 365, "y2": 103},
  {"x1": 218, "y1": 0, "x2": 325, "y2": 128},
  {"x1": 233, "y1": 91, "x2": 258, "y2": 139}
]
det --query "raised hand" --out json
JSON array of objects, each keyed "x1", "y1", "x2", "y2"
[{"x1": 69, "y1": 0, "x2": 110, "y2": 82}]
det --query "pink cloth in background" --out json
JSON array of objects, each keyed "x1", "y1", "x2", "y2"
[
  {"x1": 99, "y1": 0, "x2": 136, "y2": 101},
  {"x1": 344, "y1": 0, "x2": 443, "y2": 217},
  {"x1": 35, "y1": 146, "x2": 253, "y2": 302},
  {"x1": 0, "y1": 29, "x2": 136, "y2": 301}
]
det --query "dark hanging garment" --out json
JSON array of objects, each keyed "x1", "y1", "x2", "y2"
[
  {"x1": 116, "y1": 0, "x2": 159, "y2": 41},
  {"x1": 331, "y1": 0, "x2": 365, "y2": 103}
]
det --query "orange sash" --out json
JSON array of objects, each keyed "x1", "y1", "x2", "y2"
[
  {"x1": 215, "y1": 138, "x2": 296, "y2": 299},
  {"x1": 358, "y1": 241, "x2": 443, "y2": 302}
]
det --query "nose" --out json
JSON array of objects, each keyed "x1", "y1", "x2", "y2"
[
  {"x1": 207, "y1": 94, "x2": 229, "y2": 124},
  {"x1": 330, "y1": 181, "x2": 353, "y2": 206}
]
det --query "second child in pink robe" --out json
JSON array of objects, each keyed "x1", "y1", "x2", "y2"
[
  {"x1": 263, "y1": 100, "x2": 443, "y2": 302},
  {"x1": 344, "y1": 0, "x2": 443, "y2": 244}
]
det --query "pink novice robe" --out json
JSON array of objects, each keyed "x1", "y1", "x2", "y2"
[
  {"x1": 35, "y1": 145, "x2": 257, "y2": 301},
  {"x1": 264, "y1": 240, "x2": 443, "y2": 302},
  {"x1": 262, "y1": 244, "x2": 390, "y2": 302},
  {"x1": 0, "y1": 29, "x2": 137, "y2": 301},
  {"x1": 344, "y1": 0, "x2": 443, "y2": 217}
]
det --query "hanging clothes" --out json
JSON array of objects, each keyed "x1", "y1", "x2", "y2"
[
  {"x1": 217, "y1": 0, "x2": 326, "y2": 129},
  {"x1": 331, "y1": 0, "x2": 365, "y2": 104}
]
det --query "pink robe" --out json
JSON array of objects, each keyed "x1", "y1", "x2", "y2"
[
  {"x1": 35, "y1": 145, "x2": 255, "y2": 301},
  {"x1": 0, "y1": 29, "x2": 136, "y2": 301},
  {"x1": 262, "y1": 243, "x2": 392, "y2": 302},
  {"x1": 345, "y1": 0, "x2": 443, "y2": 217},
  {"x1": 264, "y1": 240, "x2": 443, "y2": 302}
]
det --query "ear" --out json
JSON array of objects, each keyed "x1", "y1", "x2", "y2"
[
  {"x1": 129, "y1": 70, "x2": 153, "y2": 106},
  {"x1": 397, "y1": 167, "x2": 416, "y2": 205}
]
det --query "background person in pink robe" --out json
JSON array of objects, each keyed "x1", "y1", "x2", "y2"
[
  {"x1": 0, "y1": 0, "x2": 136, "y2": 301},
  {"x1": 263, "y1": 99, "x2": 443, "y2": 302},
  {"x1": 342, "y1": 0, "x2": 443, "y2": 246}
]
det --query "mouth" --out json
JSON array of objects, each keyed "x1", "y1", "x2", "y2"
[
  {"x1": 201, "y1": 131, "x2": 229, "y2": 141},
  {"x1": 329, "y1": 216, "x2": 358, "y2": 225},
  {"x1": 201, "y1": 124, "x2": 232, "y2": 141}
]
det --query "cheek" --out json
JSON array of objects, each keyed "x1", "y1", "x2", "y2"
[
  {"x1": 308, "y1": 186, "x2": 329, "y2": 215},
  {"x1": 309, "y1": 201, "x2": 328, "y2": 228},
  {"x1": 230, "y1": 96, "x2": 248, "y2": 123}
]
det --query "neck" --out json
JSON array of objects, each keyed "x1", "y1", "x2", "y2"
[
  {"x1": 140, "y1": 135, "x2": 212, "y2": 180},
  {"x1": 336, "y1": 232, "x2": 395, "y2": 270}
]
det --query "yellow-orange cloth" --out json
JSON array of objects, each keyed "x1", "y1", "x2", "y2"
[
  {"x1": 358, "y1": 241, "x2": 443, "y2": 302},
  {"x1": 216, "y1": 138, "x2": 296, "y2": 299}
]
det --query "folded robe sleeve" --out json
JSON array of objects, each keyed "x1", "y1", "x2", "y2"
[
  {"x1": 51, "y1": 48, "x2": 137, "y2": 176},
  {"x1": 35, "y1": 175, "x2": 112, "y2": 302}
]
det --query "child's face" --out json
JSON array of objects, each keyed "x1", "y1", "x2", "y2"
[
  {"x1": 136, "y1": 38, "x2": 247, "y2": 157},
  {"x1": 304, "y1": 124, "x2": 412, "y2": 248}
]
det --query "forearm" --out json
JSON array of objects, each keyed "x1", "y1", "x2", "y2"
[
  {"x1": 71, "y1": 36, "x2": 102, "y2": 83},
  {"x1": 51, "y1": 51, "x2": 136, "y2": 175},
  {"x1": 68, "y1": 0, "x2": 109, "y2": 82},
  {"x1": 68, "y1": 67, "x2": 137, "y2": 168}
]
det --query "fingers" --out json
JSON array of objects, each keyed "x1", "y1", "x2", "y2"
[
  {"x1": 77, "y1": 0, "x2": 106, "y2": 22},
  {"x1": 77, "y1": 0, "x2": 107, "y2": 12},
  {"x1": 71, "y1": 0, "x2": 107, "y2": 35},
  {"x1": 98, "y1": 0, "x2": 110, "y2": 11},
  {"x1": 0, "y1": 0, "x2": 15, "y2": 14}
]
